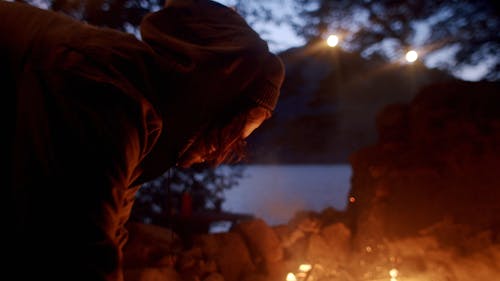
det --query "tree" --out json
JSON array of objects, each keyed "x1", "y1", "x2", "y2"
[
  {"x1": 218, "y1": 0, "x2": 499, "y2": 81},
  {"x1": 130, "y1": 165, "x2": 245, "y2": 226},
  {"x1": 289, "y1": 0, "x2": 500, "y2": 80},
  {"x1": 23, "y1": 0, "x2": 500, "y2": 80}
]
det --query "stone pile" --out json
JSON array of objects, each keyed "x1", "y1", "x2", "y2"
[
  {"x1": 347, "y1": 81, "x2": 500, "y2": 245},
  {"x1": 123, "y1": 81, "x2": 500, "y2": 281},
  {"x1": 123, "y1": 210, "x2": 353, "y2": 281},
  {"x1": 124, "y1": 210, "x2": 500, "y2": 281}
]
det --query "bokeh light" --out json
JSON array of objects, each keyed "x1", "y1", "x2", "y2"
[
  {"x1": 327, "y1": 34, "x2": 339, "y2": 47},
  {"x1": 298, "y1": 264, "x2": 312, "y2": 272},
  {"x1": 389, "y1": 268, "x2": 399, "y2": 280},
  {"x1": 405, "y1": 50, "x2": 418, "y2": 63},
  {"x1": 286, "y1": 273, "x2": 296, "y2": 281}
]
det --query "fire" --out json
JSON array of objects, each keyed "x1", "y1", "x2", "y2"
[
  {"x1": 389, "y1": 268, "x2": 399, "y2": 281},
  {"x1": 286, "y1": 263, "x2": 313, "y2": 281},
  {"x1": 286, "y1": 272, "x2": 297, "y2": 281},
  {"x1": 298, "y1": 264, "x2": 312, "y2": 272}
]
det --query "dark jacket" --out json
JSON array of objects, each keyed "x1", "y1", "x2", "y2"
[
  {"x1": 2, "y1": 2, "x2": 162, "y2": 280},
  {"x1": 1, "y1": 1, "x2": 284, "y2": 280}
]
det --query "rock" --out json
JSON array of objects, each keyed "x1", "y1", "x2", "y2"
[
  {"x1": 123, "y1": 222, "x2": 182, "y2": 268},
  {"x1": 177, "y1": 247, "x2": 202, "y2": 271},
  {"x1": 203, "y1": 272, "x2": 225, "y2": 281},
  {"x1": 320, "y1": 223, "x2": 351, "y2": 261},
  {"x1": 264, "y1": 260, "x2": 291, "y2": 281},
  {"x1": 232, "y1": 219, "x2": 284, "y2": 269},
  {"x1": 278, "y1": 227, "x2": 306, "y2": 249},
  {"x1": 240, "y1": 273, "x2": 270, "y2": 281},
  {"x1": 124, "y1": 267, "x2": 182, "y2": 281},
  {"x1": 192, "y1": 232, "x2": 256, "y2": 281},
  {"x1": 347, "y1": 81, "x2": 500, "y2": 246},
  {"x1": 288, "y1": 210, "x2": 322, "y2": 233},
  {"x1": 306, "y1": 234, "x2": 333, "y2": 262}
]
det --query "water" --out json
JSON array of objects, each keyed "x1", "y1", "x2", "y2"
[{"x1": 220, "y1": 164, "x2": 352, "y2": 228}]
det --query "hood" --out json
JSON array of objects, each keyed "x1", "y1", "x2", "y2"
[
  {"x1": 140, "y1": 0, "x2": 284, "y2": 113},
  {"x1": 137, "y1": 0, "x2": 285, "y2": 179}
]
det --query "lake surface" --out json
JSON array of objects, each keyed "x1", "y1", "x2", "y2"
[{"x1": 220, "y1": 164, "x2": 352, "y2": 227}]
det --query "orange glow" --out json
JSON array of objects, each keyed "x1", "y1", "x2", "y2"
[
  {"x1": 349, "y1": 196, "x2": 356, "y2": 203},
  {"x1": 295, "y1": 272, "x2": 307, "y2": 278},
  {"x1": 286, "y1": 263, "x2": 313, "y2": 280},
  {"x1": 286, "y1": 272, "x2": 297, "y2": 281},
  {"x1": 326, "y1": 34, "x2": 339, "y2": 47},
  {"x1": 389, "y1": 268, "x2": 398, "y2": 277},
  {"x1": 298, "y1": 264, "x2": 312, "y2": 272},
  {"x1": 389, "y1": 268, "x2": 399, "y2": 281}
]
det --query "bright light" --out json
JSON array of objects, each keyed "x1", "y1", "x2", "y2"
[
  {"x1": 298, "y1": 264, "x2": 312, "y2": 272},
  {"x1": 327, "y1": 35, "x2": 339, "y2": 47},
  {"x1": 389, "y1": 268, "x2": 399, "y2": 278},
  {"x1": 286, "y1": 273, "x2": 297, "y2": 281},
  {"x1": 405, "y1": 50, "x2": 418, "y2": 63}
]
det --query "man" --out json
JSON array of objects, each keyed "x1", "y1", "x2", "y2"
[{"x1": 1, "y1": 0, "x2": 284, "y2": 280}]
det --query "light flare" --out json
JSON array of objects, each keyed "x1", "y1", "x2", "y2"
[
  {"x1": 298, "y1": 264, "x2": 312, "y2": 272},
  {"x1": 286, "y1": 263, "x2": 313, "y2": 281},
  {"x1": 327, "y1": 35, "x2": 339, "y2": 47},
  {"x1": 405, "y1": 50, "x2": 418, "y2": 62},
  {"x1": 286, "y1": 272, "x2": 297, "y2": 281},
  {"x1": 389, "y1": 268, "x2": 399, "y2": 281}
]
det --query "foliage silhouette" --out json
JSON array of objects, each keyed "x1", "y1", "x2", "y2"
[{"x1": 130, "y1": 165, "x2": 245, "y2": 227}]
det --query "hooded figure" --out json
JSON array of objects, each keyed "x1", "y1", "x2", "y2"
[{"x1": 1, "y1": 1, "x2": 284, "y2": 280}]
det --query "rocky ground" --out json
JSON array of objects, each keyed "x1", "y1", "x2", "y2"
[{"x1": 123, "y1": 81, "x2": 500, "y2": 281}]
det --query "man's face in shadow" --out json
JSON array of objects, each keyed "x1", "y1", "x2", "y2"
[{"x1": 177, "y1": 106, "x2": 270, "y2": 168}]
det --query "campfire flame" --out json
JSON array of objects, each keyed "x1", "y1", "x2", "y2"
[
  {"x1": 285, "y1": 272, "x2": 297, "y2": 281},
  {"x1": 389, "y1": 268, "x2": 398, "y2": 281},
  {"x1": 286, "y1": 263, "x2": 313, "y2": 281},
  {"x1": 298, "y1": 264, "x2": 312, "y2": 272}
]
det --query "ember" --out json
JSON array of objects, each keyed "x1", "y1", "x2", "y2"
[
  {"x1": 286, "y1": 263, "x2": 313, "y2": 281},
  {"x1": 389, "y1": 268, "x2": 398, "y2": 281}
]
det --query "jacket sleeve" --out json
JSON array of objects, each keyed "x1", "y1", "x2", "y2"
[
  {"x1": 10, "y1": 50, "x2": 161, "y2": 281},
  {"x1": 3, "y1": 3, "x2": 162, "y2": 279}
]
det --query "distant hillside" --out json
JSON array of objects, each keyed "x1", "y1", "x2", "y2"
[{"x1": 246, "y1": 42, "x2": 456, "y2": 164}]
